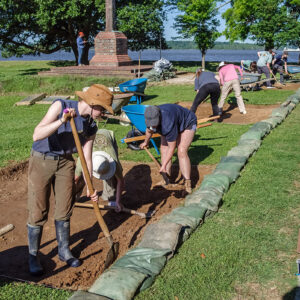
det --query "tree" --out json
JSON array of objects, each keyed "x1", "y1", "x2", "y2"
[
  {"x1": 0, "y1": 0, "x2": 167, "y2": 63},
  {"x1": 117, "y1": 1, "x2": 168, "y2": 52},
  {"x1": 173, "y1": 0, "x2": 220, "y2": 69},
  {"x1": 223, "y1": 0, "x2": 300, "y2": 50}
]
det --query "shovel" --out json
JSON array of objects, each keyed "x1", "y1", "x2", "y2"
[
  {"x1": 74, "y1": 202, "x2": 155, "y2": 219},
  {"x1": 69, "y1": 116, "x2": 119, "y2": 268},
  {"x1": 144, "y1": 147, "x2": 170, "y2": 185}
]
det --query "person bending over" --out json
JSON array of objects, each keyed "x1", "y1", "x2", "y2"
[
  {"x1": 140, "y1": 104, "x2": 197, "y2": 194},
  {"x1": 190, "y1": 68, "x2": 220, "y2": 116},
  {"x1": 74, "y1": 129, "x2": 125, "y2": 212}
]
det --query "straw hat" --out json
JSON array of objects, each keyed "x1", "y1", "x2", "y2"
[
  {"x1": 92, "y1": 151, "x2": 116, "y2": 180},
  {"x1": 218, "y1": 61, "x2": 226, "y2": 70},
  {"x1": 76, "y1": 84, "x2": 114, "y2": 115}
]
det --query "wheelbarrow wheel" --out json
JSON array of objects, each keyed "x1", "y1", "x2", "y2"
[{"x1": 126, "y1": 129, "x2": 143, "y2": 151}]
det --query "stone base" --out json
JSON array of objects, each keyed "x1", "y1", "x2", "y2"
[
  {"x1": 90, "y1": 31, "x2": 132, "y2": 67},
  {"x1": 38, "y1": 65, "x2": 153, "y2": 78}
]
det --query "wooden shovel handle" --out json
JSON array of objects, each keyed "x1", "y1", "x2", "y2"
[
  {"x1": 144, "y1": 147, "x2": 170, "y2": 184},
  {"x1": 69, "y1": 117, "x2": 112, "y2": 241}
]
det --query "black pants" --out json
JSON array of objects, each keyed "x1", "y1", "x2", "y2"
[{"x1": 190, "y1": 83, "x2": 220, "y2": 116}]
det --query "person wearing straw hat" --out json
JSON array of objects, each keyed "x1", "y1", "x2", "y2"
[
  {"x1": 218, "y1": 61, "x2": 247, "y2": 115},
  {"x1": 74, "y1": 129, "x2": 125, "y2": 213},
  {"x1": 26, "y1": 84, "x2": 113, "y2": 276}
]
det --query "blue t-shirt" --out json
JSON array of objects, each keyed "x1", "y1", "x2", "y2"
[
  {"x1": 32, "y1": 99, "x2": 98, "y2": 156},
  {"x1": 194, "y1": 71, "x2": 219, "y2": 90},
  {"x1": 76, "y1": 37, "x2": 85, "y2": 49},
  {"x1": 274, "y1": 54, "x2": 287, "y2": 66},
  {"x1": 157, "y1": 104, "x2": 197, "y2": 142}
]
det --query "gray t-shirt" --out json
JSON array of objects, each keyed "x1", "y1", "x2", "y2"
[{"x1": 194, "y1": 71, "x2": 219, "y2": 90}]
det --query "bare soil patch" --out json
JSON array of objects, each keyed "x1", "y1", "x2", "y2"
[
  {"x1": 0, "y1": 160, "x2": 214, "y2": 290},
  {"x1": 178, "y1": 102, "x2": 280, "y2": 125}
]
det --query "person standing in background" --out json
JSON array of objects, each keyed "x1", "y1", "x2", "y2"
[
  {"x1": 218, "y1": 62, "x2": 247, "y2": 115},
  {"x1": 76, "y1": 32, "x2": 87, "y2": 66},
  {"x1": 190, "y1": 68, "x2": 220, "y2": 117}
]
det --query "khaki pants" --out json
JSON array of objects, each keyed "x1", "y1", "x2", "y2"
[
  {"x1": 218, "y1": 79, "x2": 246, "y2": 113},
  {"x1": 27, "y1": 154, "x2": 75, "y2": 226}
]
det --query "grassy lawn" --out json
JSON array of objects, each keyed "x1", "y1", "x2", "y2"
[
  {"x1": 0, "y1": 60, "x2": 299, "y2": 299},
  {"x1": 136, "y1": 104, "x2": 300, "y2": 300}
]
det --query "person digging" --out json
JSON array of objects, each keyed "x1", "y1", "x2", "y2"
[
  {"x1": 74, "y1": 128, "x2": 125, "y2": 212},
  {"x1": 140, "y1": 104, "x2": 197, "y2": 194},
  {"x1": 27, "y1": 84, "x2": 114, "y2": 276}
]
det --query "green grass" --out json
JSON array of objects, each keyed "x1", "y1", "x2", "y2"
[
  {"x1": 136, "y1": 104, "x2": 300, "y2": 300},
  {"x1": 0, "y1": 280, "x2": 71, "y2": 300}
]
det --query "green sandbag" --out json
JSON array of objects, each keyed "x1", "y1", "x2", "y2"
[
  {"x1": 112, "y1": 248, "x2": 171, "y2": 291},
  {"x1": 261, "y1": 117, "x2": 280, "y2": 128},
  {"x1": 185, "y1": 189, "x2": 222, "y2": 211},
  {"x1": 171, "y1": 206, "x2": 206, "y2": 222},
  {"x1": 220, "y1": 155, "x2": 248, "y2": 164},
  {"x1": 250, "y1": 122, "x2": 272, "y2": 136},
  {"x1": 213, "y1": 167, "x2": 240, "y2": 183},
  {"x1": 239, "y1": 130, "x2": 262, "y2": 141},
  {"x1": 200, "y1": 174, "x2": 230, "y2": 193},
  {"x1": 237, "y1": 139, "x2": 261, "y2": 151},
  {"x1": 287, "y1": 102, "x2": 296, "y2": 112},
  {"x1": 137, "y1": 222, "x2": 182, "y2": 254},
  {"x1": 227, "y1": 145, "x2": 255, "y2": 158},
  {"x1": 69, "y1": 291, "x2": 112, "y2": 300},
  {"x1": 216, "y1": 161, "x2": 245, "y2": 174},
  {"x1": 89, "y1": 267, "x2": 148, "y2": 300},
  {"x1": 291, "y1": 98, "x2": 300, "y2": 104},
  {"x1": 161, "y1": 212, "x2": 199, "y2": 243},
  {"x1": 271, "y1": 107, "x2": 289, "y2": 118},
  {"x1": 161, "y1": 211, "x2": 199, "y2": 230}
]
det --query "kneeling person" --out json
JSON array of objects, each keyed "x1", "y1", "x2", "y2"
[{"x1": 75, "y1": 129, "x2": 124, "y2": 212}]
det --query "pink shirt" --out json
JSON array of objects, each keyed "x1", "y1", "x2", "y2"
[{"x1": 219, "y1": 64, "x2": 243, "y2": 85}]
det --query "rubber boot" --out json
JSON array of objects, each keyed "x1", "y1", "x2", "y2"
[
  {"x1": 27, "y1": 224, "x2": 44, "y2": 276},
  {"x1": 55, "y1": 220, "x2": 82, "y2": 267},
  {"x1": 185, "y1": 179, "x2": 192, "y2": 194}
]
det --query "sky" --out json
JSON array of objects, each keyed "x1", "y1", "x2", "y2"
[{"x1": 163, "y1": 3, "x2": 230, "y2": 42}]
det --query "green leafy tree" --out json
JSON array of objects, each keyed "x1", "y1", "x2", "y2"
[
  {"x1": 0, "y1": 0, "x2": 167, "y2": 63},
  {"x1": 173, "y1": 0, "x2": 221, "y2": 69},
  {"x1": 117, "y1": 1, "x2": 167, "y2": 52},
  {"x1": 223, "y1": 0, "x2": 300, "y2": 50}
]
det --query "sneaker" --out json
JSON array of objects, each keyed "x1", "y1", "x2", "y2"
[
  {"x1": 267, "y1": 86, "x2": 275, "y2": 89},
  {"x1": 241, "y1": 111, "x2": 247, "y2": 115}
]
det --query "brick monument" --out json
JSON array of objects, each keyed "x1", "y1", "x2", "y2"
[{"x1": 90, "y1": 0, "x2": 132, "y2": 67}]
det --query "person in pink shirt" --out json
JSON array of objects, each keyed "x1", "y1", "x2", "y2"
[{"x1": 218, "y1": 61, "x2": 247, "y2": 115}]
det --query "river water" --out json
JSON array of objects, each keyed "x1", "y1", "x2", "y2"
[{"x1": 0, "y1": 49, "x2": 299, "y2": 63}]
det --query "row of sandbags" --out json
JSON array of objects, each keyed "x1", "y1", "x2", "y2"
[{"x1": 70, "y1": 88, "x2": 300, "y2": 300}]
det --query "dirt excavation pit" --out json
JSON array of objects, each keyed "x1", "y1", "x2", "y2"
[
  {"x1": 178, "y1": 102, "x2": 281, "y2": 124},
  {"x1": 0, "y1": 160, "x2": 214, "y2": 290}
]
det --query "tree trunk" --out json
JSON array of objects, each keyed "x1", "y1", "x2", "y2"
[
  {"x1": 201, "y1": 51, "x2": 206, "y2": 70},
  {"x1": 71, "y1": 44, "x2": 79, "y2": 65}
]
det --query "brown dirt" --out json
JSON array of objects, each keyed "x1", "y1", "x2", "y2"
[
  {"x1": 178, "y1": 102, "x2": 280, "y2": 125},
  {"x1": 0, "y1": 160, "x2": 214, "y2": 290}
]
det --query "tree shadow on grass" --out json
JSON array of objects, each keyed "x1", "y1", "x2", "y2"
[{"x1": 19, "y1": 68, "x2": 50, "y2": 76}]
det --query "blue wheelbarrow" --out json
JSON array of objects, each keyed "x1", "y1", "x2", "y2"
[
  {"x1": 119, "y1": 78, "x2": 148, "y2": 104},
  {"x1": 121, "y1": 104, "x2": 160, "y2": 155}
]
